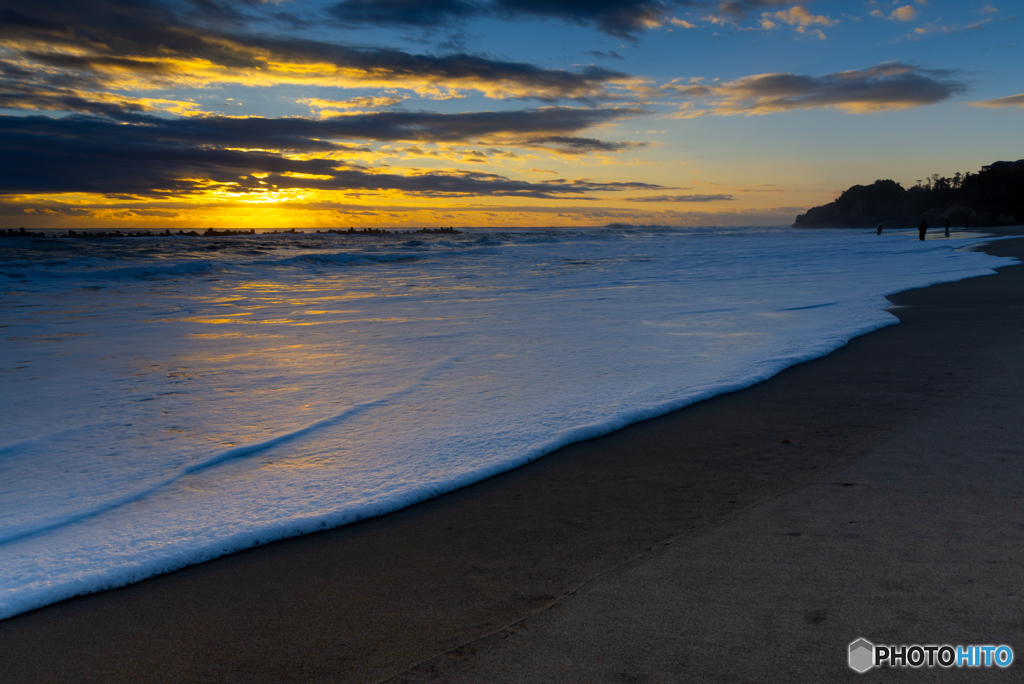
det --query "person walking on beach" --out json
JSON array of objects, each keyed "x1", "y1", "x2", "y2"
[
  {"x1": 918, "y1": 219, "x2": 928, "y2": 241},
  {"x1": 877, "y1": 224, "x2": 883, "y2": 235},
  {"x1": 944, "y1": 219, "x2": 951, "y2": 237}
]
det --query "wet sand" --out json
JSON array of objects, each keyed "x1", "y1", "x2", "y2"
[{"x1": 2, "y1": 231, "x2": 1023, "y2": 683}]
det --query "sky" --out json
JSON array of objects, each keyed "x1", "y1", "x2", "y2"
[{"x1": 0, "y1": 0, "x2": 1021, "y2": 229}]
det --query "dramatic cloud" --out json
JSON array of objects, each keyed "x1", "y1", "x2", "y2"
[
  {"x1": 0, "y1": 106, "x2": 643, "y2": 150},
  {"x1": 0, "y1": 2, "x2": 636, "y2": 101},
  {"x1": 969, "y1": 93, "x2": 1024, "y2": 108},
  {"x1": 761, "y1": 6, "x2": 837, "y2": 28},
  {"x1": 329, "y1": 0, "x2": 675, "y2": 37},
  {"x1": 300, "y1": 96, "x2": 409, "y2": 115},
  {"x1": 0, "y1": 1, "x2": 654, "y2": 210},
  {"x1": 0, "y1": 58, "x2": 205, "y2": 117},
  {"x1": 757, "y1": 5, "x2": 837, "y2": 38},
  {"x1": 714, "y1": 0, "x2": 791, "y2": 20},
  {"x1": 510, "y1": 135, "x2": 647, "y2": 154},
  {"x1": 0, "y1": 113, "x2": 660, "y2": 199},
  {"x1": 911, "y1": 19, "x2": 991, "y2": 36},
  {"x1": 700, "y1": 1, "x2": 836, "y2": 34},
  {"x1": 870, "y1": 5, "x2": 919, "y2": 21},
  {"x1": 664, "y1": 63, "x2": 967, "y2": 116},
  {"x1": 623, "y1": 193, "x2": 734, "y2": 201},
  {"x1": 492, "y1": 0, "x2": 670, "y2": 36}
]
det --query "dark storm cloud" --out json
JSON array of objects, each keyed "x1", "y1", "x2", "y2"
[
  {"x1": 513, "y1": 136, "x2": 647, "y2": 154},
  {"x1": 0, "y1": 107, "x2": 645, "y2": 150},
  {"x1": 623, "y1": 193, "x2": 733, "y2": 201},
  {"x1": 0, "y1": 58, "x2": 156, "y2": 116},
  {"x1": 297, "y1": 106, "x2": 646, "y2": 146},
  {"x1": 235, "y1": 41, "x2": 629, "y2": 100},
  {"x1": 0, "y1": 91, "x2": 146, "y2": 117},
  {"x1": 667, "y1": 63, "x2": 968, "y2": 115},
  {"x1": 0, "y1": 1, "x2": 655, "y2": 202},
  {"x1": 0, "y1": 114, "x2": 662, "y2": 199},
  {"x1": 0, "y1": 1, "x2": 632, "y2": 101},
  {"x1": 243, "y1": 170, "x2": 662, "y2": 198},
  {"x1": 0, "y1": 202, "x2": 94, "y2": 217},
  {"x1": 492, "y1": 0, "x2": 670, "y2": 37},
  {"x1": 330, "y1": 0, "x2": 682, "y2": 37},
  {"x1": 0, "y1": 201, "x2": 31, "y2": 216},
  {"x1": 0, "y1": 58, "x2": 106, "y2": 92},
  {"x1": 714, "y1": 0, "x2": 791, "y2": 20}
]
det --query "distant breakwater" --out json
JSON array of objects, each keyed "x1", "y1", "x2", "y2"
[{"x1": 1, "y1": 227, "x2": 463, "y2": 239}]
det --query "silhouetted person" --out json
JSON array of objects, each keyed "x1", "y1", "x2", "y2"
[
  {"x1": 918, "y1": 219, "x2": 928, "y2": 241},
  {"x1": 944, "y1": 219, "x2": 951, "y2": 237},
  {"x1": 965, "y1": 222, "x2": 970, "y2": 231},
  {"x1": 877, "y1": 224, "x2": 883, "y2": 235}
]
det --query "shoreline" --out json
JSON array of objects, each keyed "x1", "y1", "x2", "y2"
[{"x1": 2, "y1": 229, "x2": 1024, "y2": 682}]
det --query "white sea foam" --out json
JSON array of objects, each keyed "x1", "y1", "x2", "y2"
[{"x1": 0, "y1": 226, "x2": 1017, "y2": 619}]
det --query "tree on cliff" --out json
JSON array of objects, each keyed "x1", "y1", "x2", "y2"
[{"x1": 793, "y1": 163, "x2": 1024, "y2": 228}]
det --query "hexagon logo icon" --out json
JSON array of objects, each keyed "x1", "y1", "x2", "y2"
[{"x1": 848, "y1": 638, "x2": 875, "y2": 673}]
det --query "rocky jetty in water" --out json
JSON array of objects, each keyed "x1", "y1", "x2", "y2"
[{"x1": 0, "y1": 228, "x2": 46, "y2": 238}]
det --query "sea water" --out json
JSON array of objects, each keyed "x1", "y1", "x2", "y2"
[{"x1": 0, "y1": 226, "x2": 1016, "y2": 619}]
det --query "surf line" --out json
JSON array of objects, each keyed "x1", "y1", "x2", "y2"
[{"x1": 0, "y1": 357, "x2": 458, "y2": 547}]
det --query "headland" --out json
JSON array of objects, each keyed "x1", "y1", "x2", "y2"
[{"x1": 794, "y1": 162, "x2": 1024, "y2": 229}]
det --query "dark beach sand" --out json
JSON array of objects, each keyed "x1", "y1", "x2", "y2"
[{"x1": 3, "y1": 231, "x2": 1024, "y2": 683}]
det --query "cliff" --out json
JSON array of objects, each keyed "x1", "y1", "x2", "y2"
[{"x1": 793, "y1": 163, "x2": 1024, "y2": 228}]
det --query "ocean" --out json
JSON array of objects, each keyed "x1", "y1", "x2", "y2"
[{"x1": 0, "y1": 225, "x2": 1015, "y2": 620}]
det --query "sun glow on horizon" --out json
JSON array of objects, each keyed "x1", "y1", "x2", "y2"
[{"x1": 1, "y1": 1, "x2": 1018, "y2": 229}]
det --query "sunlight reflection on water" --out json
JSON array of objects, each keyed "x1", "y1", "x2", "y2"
[{"x1": 1, "y1": 226, "x2": 1018, "y2": 620}]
